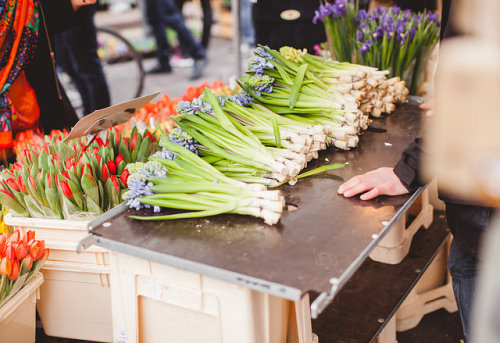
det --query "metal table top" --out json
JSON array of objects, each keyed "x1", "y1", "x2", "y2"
[{"x1": 86, "y1": 102, "x2": 424, "y2": 314}]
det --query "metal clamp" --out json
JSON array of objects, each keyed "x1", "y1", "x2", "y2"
[
  {"x1": 310, "y1": 277, "x2": 340, "y2": 319},
  {"x1": 77, "y1": 234, "x2": 95, "y2": 254}
]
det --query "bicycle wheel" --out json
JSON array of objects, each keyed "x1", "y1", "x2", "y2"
[{"x1": 96, "y1": 27, "x2": 145, "y2": 102}]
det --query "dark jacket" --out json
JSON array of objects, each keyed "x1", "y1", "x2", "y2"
[{"x1": 24, "y1": 0, "x2": 81, "y2": 132}]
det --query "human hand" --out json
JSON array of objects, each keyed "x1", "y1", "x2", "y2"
[
  {"x1": 71, "y1": 0, "x2": 96, "y2": 11},
  {"x1": 419, "y1": 99, "x2": 434, "y2": 117},
  {"x1": 337, "y1": 167, "x2": 409, "y2": 200}
]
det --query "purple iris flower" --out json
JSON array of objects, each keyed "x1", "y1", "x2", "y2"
[
  {"x1": 417, "y1": 14, "x2": 422, "y2": 24},
  {"x1": 365, "y1": 39, "x2": 374, "y2": 47},
  {"x1": 376, "y1": 7, "x2": 387, "y2": 17},
  {"x1": 396, "y1": 32, "x2": 407, "y2": 44},
  {"x1": 359, "y1": 43, "x2": 369, "y2": 58},
  {"x1": 313, "y1": 10, "x2": 322, "y2": 24},
  {"x1": 391, "y1": 6, "x2": 401, "y2": 15},
  {"x1": 396, "y1": 21, "x2": 405, "y2": 35},
  {"x1": 335, "y1": 0, "x2": 347, "y2": 16},
  {"x1": 429, "y1": 12, "x2": 440, "y2": 23},
  {"x1": 404, "y1": 9, "x2": 412, "y2": 18},
  {"x1": 410, "y1": 26, "x2": 417, "y2": 39},
  {"x1": 356, "y1": 30, "x2": 364, "y2": 41},
  {"x1": 381, "y1": 15, "x2": 394, "y2": 27},
  {"x1": 358, "y1": 9, "x2": 369, "y2": 21},
  {"x1": 359, "y1": 23, "x2": 369, "y2": 32},
  {"x1": 372, "y1": 26, "x2": 383, "y2": 40}
]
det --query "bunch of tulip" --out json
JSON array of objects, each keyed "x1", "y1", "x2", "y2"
[
  {"x1": 313, "y1": 1, "x2": 440, "y2": 94},
  {"x1": 0, "y1": 229, "x2": 48, "y2": 306},
  {"x1": 0, "y1": 127, "x2": 159, "y2": 219}
]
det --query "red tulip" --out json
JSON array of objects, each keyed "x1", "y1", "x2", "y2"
[
  {"x1": 6, "y1": 178, "x2": 19, "y2": 192},
  {"x1": 26, "y1": 230, "x2": 35, "y2": 243},
  {"x1": 17, "y1": 176, "x2": 27, "y2": 192},
  {"x1": 95, "y1": 136, "x2": 104, "y2": 147},
  {"x1": 0, "y1": 258, "x2": 11, "y2": 277},
  {"x1": 0, "y1": 234, "x2": 6, "y2": 247},
  {"x1": 110, "y1": 175, "x2": 120, "y2": 193},
  {"x1": 30, "y1": 241, "x2": 44, "y2": 261},
  {"x1": 4, "y1": 245, "x2": 15, "y2": 260},
  {"x1": 120, "y1": 169, "x2": 129, "y2": 187},
  {"x1": 60, "y1": 180, "x2": 73, "y2": 198},
  {"x1": 24, "y1": 254, "x2": 33, "y2": 270},
  {"x1": 47, "y1": 172, "x2": 52, "y2": 188},
  {"x1": 96, "y1": 153, "x2": 102, "y2": 164},
  {"x1": 130, "y1": 133, "x2": 139, "y2": 150},
  {"x1": 107, "y1": 160, "x2": 116, "y2": 175},
  {"x1": 122, "y1": 138, "x2": 128, "y2": 148},
  {"x1": 14, "y1": 241, "x2": 27, "y2": 260},
  {"x1": 7, "y1": 231, "x2": 20, "y2": 245},
  {"x1": 62, "y1": 170, "x2": 70, "y2": 179},
  {"x1": 9, "y1": 260, "x2": 19, "y2": 280},
  {"x1": 115, "y1": 154, "x2": 124, "y2": 166},
  {"x1": 41, "y1": 248, "x2": 50, "y2": 262},
  {"x1": 28, "y1": 176, "x2": 36, "y2": 191},
  {"x1": 144, "y1": 131, "x2": 154, "y2": 143},
  {"x1": 101, "y1": 165, "x2": 109, "y2": 182}
]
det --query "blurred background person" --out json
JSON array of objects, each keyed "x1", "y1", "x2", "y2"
[
  {"x1": 0, "y1": 0, "x2": 96, "y2": 162},
  {"x1": 143, "y1": 0, "x2": 208, "y2": 79},
  {"x1": 55, "y1": 2, "x2": 111, "y2": 116}
]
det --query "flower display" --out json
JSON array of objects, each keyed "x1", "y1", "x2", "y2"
[
  {"x1": 314, "y1": 1, "x2": 440, "y2": 94},
  {"x1": 0, "y1": 229, "x2": 48, "y2": 306}
]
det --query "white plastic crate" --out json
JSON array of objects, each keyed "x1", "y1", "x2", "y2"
[
  {"x1": 370, "y1": 188, "x2": 434, "y2": 264},
  {"x1": 4, "y1": 214, "x2": 113, "y2": 342},
  {"x1": 395, "y1": 237, "x2": 458, "y2": 331},
  {"x1": 110, "y1": 252, "x2": 318, "y2": 343},
  {"x1": 0, "y1": 273, "x2": 44, "y2": 343}
]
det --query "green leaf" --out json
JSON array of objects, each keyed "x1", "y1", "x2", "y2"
[
  {"x1": 296, "y1": 163, "x2": 345, "y2": 179},
  {"x1": 289, "y1": 64, "x2": 308, "y2": 109},
  {"x1": 271, "y1": 118, "x2": 281, "y2": 149}
]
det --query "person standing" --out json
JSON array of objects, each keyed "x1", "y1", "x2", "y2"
[
  {"x1": 55, "y1": 4, "x2": 111, "y2": 115},
  {"x1": 144, "y1": 0, "x2": 208, "y2": 79}
]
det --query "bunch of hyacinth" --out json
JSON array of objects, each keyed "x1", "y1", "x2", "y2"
[
  {"x1": 175, "y1": 89, "x2": 305, "y2": 184},
  {"x1": 127, "y1": 137, "x2": 285, "y2": 225},
  {"x1": 239, "y1": 45, "x2": 369, "y2": 150},
  {"x1": 279, "y1": 46, "x2": 408, "y2": 118},
  {"x1": 313, "y1": 0, "x2": 359, "y2": 62}
]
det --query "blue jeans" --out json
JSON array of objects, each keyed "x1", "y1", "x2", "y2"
[
  {"x1": 144, "y1": 0, "x2": 205, "y2": 68},
  {"x1": 448, "y1": 239, "x2": 478, "y2": 341},
  {"x1": 55, "y1": 5, "x2": 110, "y2": 114}
]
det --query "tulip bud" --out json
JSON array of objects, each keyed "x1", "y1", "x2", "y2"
[
  {"x1": 14, "y1": 241, "x2": 28, "y2": 260},
  {"x1": 106, "y1": 160, "x2": 116, "y2": 175},
  {"x1": 5, "y1": 245, "x2": 15, "y2": 260},
  {"x1": 6, "y1": 178, "x2": 19, "y2": 192},
  {"x1": 9, "y1": 260, "x2": 19, "y2": 280},
  {"x1": 24, "y1": 254, "x2": 33, "y2": 270},
  {"x1": 101, "y1": 165, "x2": 109, "y2": 182},
  {"x1": 130, "y1": 133, "x2": 139, "y2": 150},
  {"x1": 0, "y1": 258, "x2": 11, "y2": 277},
  {"x1": 60, "y1": 180, "x2": 73, "y2": 198},
  {"x1": 30, "y1": 241, "x2": 44, "y2": 261},
  {"x1": 17, "y1": 175, "x2": 27, "y2": 193},
  {"x1": 7, "y1": 231, "x2": 20, "y2": 245},
  {"x1": 120, "y1": 169, "x2": 129, "y2": 187},
  {"x1": 110, "y1": 175, "x2": 120, "y2": 193},
  {"x1": 115, "y1": 154, "x2": 124, "y2": 167}
]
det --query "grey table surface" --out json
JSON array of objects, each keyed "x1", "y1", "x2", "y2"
[{"x1": 88, "y1": 101, "x2": 424, "y2": 304}]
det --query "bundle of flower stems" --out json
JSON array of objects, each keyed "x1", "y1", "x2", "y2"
[
  {"x1": 123, "y1": 137, "x2": 285, "y2": 225},
  {"x1": 175, "y1": 89, "x2": 318, "y2": 185}
]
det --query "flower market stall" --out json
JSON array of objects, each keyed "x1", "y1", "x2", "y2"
[{"x1": 0, "y1": 1, "x2": 461, "y2": 341}]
